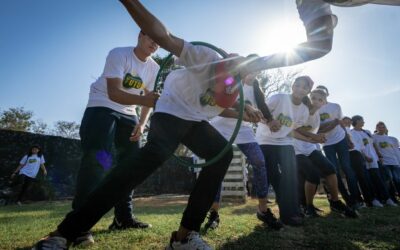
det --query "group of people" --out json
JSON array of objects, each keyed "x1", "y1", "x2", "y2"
[{"x1": 28, "y1": 0, "x2": 400, "y2": 249}]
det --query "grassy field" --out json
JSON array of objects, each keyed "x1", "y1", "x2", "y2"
[{"x1": 0, "y1": 195, "x2": 399, "y2": 250}]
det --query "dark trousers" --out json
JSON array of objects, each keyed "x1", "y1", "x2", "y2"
[
  {"x1": 16, "y1": 174, "x2": 35, "y2": 202},
  {"x1": 368, "y1": 168, "x2": 390, "y2": 201},
  {"x1": 58, "y1": 113, "x2": 232, "y2": 241},
  {"x1": 72, "y1": 107, "x2": 140, "y2": 222},
  {"x1": 260, "y1": 144, "x2": 299, "y2": 221},
  {"x1": 323, "y1": 138, "x2": 361, "y2": 206},
  {"x1": 349, "y1": 151, "x2": 375, "y2": 204}
]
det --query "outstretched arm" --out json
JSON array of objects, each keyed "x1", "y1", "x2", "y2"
[
  {"x1": 246, "y1": 1, "x2": 336, "y2": 73},
  {"x1": 119, "y1": 0, "x2": 184, "y2": 56}
]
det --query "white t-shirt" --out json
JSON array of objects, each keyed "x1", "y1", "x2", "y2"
[
  {"x1": 87, "y1": 47, "x2": 159, "y2": 116},
  {"x1": 210, "y1": 84, "x2": 257, "y2": 144},
  {"x1": 388, "y1": 136, "x2": 400, "y2": 163},
  {"x1": 155, "y1": 41, "x2": 225, "y2": 121},
  {"x1": 297, "y1": 0, "x2": 335, "y2": 27},
  {"x1": 322, "y1": 0, "x2": 400, "y2": 7},
  {"x1": 19, "y1": 154, "x2": 45, "y2": 178},
  {"x1": 345, "y1": 127, "x2": 356, "y2": 151},
  {"x1": 351, "y1": 129, "x2": 379, "y2": 169},
  {"x1": 318, "y1": 102, "x2": 346, "y2": 146},
  {"x1": 294, "y1": 111, "x2": 320, "y2": 156},
  {"x1": 373, "y1": 134, "x2": 400, "y2": 166},
  {"x1": 256, "y1": 93, "x2": 309, "y2": 146}
]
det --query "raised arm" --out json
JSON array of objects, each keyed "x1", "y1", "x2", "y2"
[
  {"x1": 119, "y1": 0, "x2": 184, "y2": 56},
  {"x1": 246, "y1": 0, "x2": 336, "y2": 73}
]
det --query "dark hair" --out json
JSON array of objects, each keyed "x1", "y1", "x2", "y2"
[
  {"x1": 351, "y1": 115, "x2": 363, "y2": 127},
  {"x1": 27, "y1": 145, "x2": 43, "y2": 157},
  {"x1": 315, "y1": 85, "x2": 329, "y2": 96},
  {"x1": 294, "y1": 76, "x2": 314, "y2": 89},
  {"x1": 301, "y1": 96, "x2": 313, "y2": 110},
  {"x1": 343, "y1": 116, "x2": 351, "y2": 121}
]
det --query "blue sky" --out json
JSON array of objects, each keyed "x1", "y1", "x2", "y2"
[{"x1": 1, "y1": 1, "x2": 399, "y2": 138}]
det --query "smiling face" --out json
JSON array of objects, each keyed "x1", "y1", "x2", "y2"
[
  {"x1": 292, "y1": 77, "x2": 312, "y2": 100},
  {"x1": 310, "y1": 90, "x2": 327, "y2": 109},
  {"x1": 376, "y1": 122, "x2": 387, "y2": 134}
]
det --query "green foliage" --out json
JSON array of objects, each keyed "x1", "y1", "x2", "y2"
[
  {"x1": 0, "y1": 107, "x2": 34, "y2": 132},
  {"x1": 0, "y1": 197, "x2": 399, "y2": 250},
  {"x1": 52, "y1": 121, "x2": 80, "y2": 139}
]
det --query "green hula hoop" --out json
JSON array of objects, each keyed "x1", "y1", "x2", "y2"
[{"x1": 153, "y1": 41, "x2": 245, "y2": 168}]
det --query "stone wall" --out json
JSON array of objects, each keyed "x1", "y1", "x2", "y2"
[{"x1": 0, "y1": 129, "x2": 196, "y2": 201}]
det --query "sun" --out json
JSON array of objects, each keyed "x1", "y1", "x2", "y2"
[{"x1": 256, "y1": 19, "x2": 307, "y2": 55}]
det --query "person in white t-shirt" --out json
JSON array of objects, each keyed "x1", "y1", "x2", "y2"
[
  {"x1": 11, "y1": 145, "x2": 47, "y2": 205},
  {"x1": 255, "y1": 76, "x2": 315, "y2": 226},
  {"x1": 33, "y1": 2, "x2": 264, "y2": 249},
  {"x1": 373, "y1": 122, "x2": 400, "y2": 201},
  {"x1": 293, "y1": 89, "x2": 357, "y2": 218},
  {"x1": 322, "y1": 0, "x2": 400, "y2": 6},
  {"x1": 207, "y1": 71, "x2": 283, "y2": 231},
  {"x1": 70, "y1": 30, "x2": 160, "y2": 246},
  {"x1": 350, "y1": 116, "x2": 397, "y2": 206},
  {"x1": 341, "y1": 116, "x2": 377, "y2": 208},
  {"x1": 316, "y1": 85, "x2": 362, "y2": 209}
]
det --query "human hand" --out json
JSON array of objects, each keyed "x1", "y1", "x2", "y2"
[
  {"x1": 266, "y1": 119, "x2": 281, "y2": 132},
  {"x1": 129, "y1": 124, "x2": 145, "y2": 142}
]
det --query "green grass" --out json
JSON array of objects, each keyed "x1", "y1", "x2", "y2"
[{"x1": 0, "y1": 196, "x2": 399, "y2": 250}]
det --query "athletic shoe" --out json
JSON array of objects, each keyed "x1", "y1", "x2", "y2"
[
  {"x1": 204, "y1": 210, "x2": 220, "y2": 230},
  {"x1": 108, "y1": 217, "x2": 152, "y2": 230},
  {"x1": 304, "y1": 205, "x2": 321, "y2": 218},
  {"x1": 330, "y1": 200, "x2": 358, "y2": 218},
  {"x1": 371, "y1": 199, "x2": 384, "y2": 208},
  {"x1": 72, "y1": 231, "x2": 94, "y2": 247},
  {"x1": 17, "y1": 201, "x2": 22, "y2": 206},
  {"x1": 385, "y1": 198, "x2": 398, "y2": 207},
  {"x1": 32, "y1": 234, "x2": 69, "y2": 250},
  {"x1": 256, "y1": 208, "x2": 283, "y2": 230},
  {"x1": 166, "y1": 231, "x2": 212, "y2": 250}
]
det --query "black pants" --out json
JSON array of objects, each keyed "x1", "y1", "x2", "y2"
[
  {"x1": 349, "y1": 151, "x2": 375, "y2": 204},
  {"x1": 57, "y1": 113, "x2": 232, "y2": 241},
  {"x1": 368, "y1": 168, "x2": 390, "y2": 201},
  {"x1": 260, "y1": 145, "x2": 299, "y2": 221},
  {"x1": 16, "y1": 175, "x2": 35, "y2": 202},
  {"x1": 72, "y1": 107, "x2": 140, "y2": 222}
]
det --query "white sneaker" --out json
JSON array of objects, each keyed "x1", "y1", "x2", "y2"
[
  {"x1": 166, "y1": 231, "x2": 212, "y2": 250},
  {"x1": 372, "y1": 199, "x2": 384, "y2": 208},
  {"x1": 17, "y1": 201, "x2": 22, "y2": 206},
  {"x1": 386, "y1": 199, "x2": 398, "y2": 207}
]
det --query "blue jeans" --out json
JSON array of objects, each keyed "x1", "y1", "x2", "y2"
[
  {"x1": 214, "y1": 142, "x2": 269, "y2": 202},
  {"x1": 260, "y1": 144, "x2": 299, "y2": 221},
  {"x1": 381, "y1": 165, "x2": 400, "y2": 197},
  {"x1": 72, "y1": 107, "x2": 139, "y2": 222},
  {"x1": 58, "y1": 113, "x2": 232, "y2": 241},
  {"x1": 323, "y1": 138, "x2": 361, "y2": 205}
]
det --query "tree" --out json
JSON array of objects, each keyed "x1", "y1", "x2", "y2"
[
  {"x1": 31, "y1": 119, "x2": 49, "y2": 134},
  {"x1": 258, "y1": 68, "x2": 302, "y2": 98},
  {"x1": 0, "y1": 107, "x2": 34, "y2": 132},
  {"x1": 52, "y1": 121, "x2": 80, "y2": 139}
]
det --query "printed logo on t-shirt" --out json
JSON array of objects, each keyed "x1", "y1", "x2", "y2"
[
  {"x1": 28, "y1": 158, "x2": 37, "y2": 163},
  {"x1": 379, "y1": 141, "x2": 390, "y2": 149},
  {"x1": 320, "y1": 113, "x2": 330, "y2": 122},
  {"x1": 123, "y1": 73, "x2": 144, "y2": 89},
  {"x1": 277, "y1": 113, "x2": 293, "y2": 127},
  {"x1": 199, "y1": 88, "x2": 216, "y2": 106},
  {"x1": 362, "y1": 138, "x2": 369, "y2": 146}
]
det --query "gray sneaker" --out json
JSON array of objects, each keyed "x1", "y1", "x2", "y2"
[
  {"x1": 72, "y1": 231, "x2": 95, "y2": 247},
  {"x1": 166, "y1": 231, "x2": 212, "y2": 250}
]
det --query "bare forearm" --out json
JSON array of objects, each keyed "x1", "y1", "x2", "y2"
[
  {"x1": 108, "y1": 88, "x2": 147, "y2": 106},
  {"x1": 139, "y1": 106, "x2": 152, "y2": 125},
  {"x1": 219, "y1": 109, "x2": 240, "y2": 119},
  {"x1": 119, "y1": 0, "x2": 183, "y2": 56},
  {"x1": 318, "y1": 120, "x2": 338, "y2": 133},
  {"x1": 293, "y1": 130, "x2": 311, "y2": 142}
]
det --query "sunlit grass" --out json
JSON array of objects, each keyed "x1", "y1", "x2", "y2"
[{"x1": 0, "y1": 196, "x2": 399, "y2": 250}]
